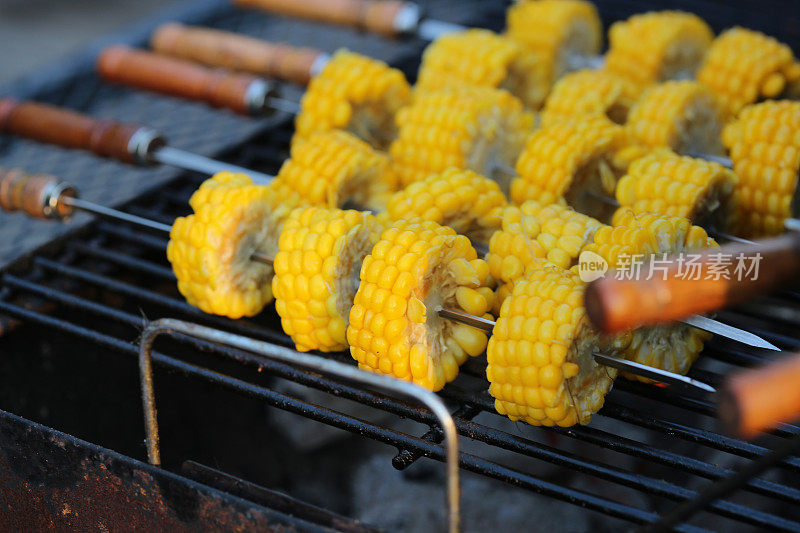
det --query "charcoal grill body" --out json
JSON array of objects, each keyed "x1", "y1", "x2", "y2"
[{"x1": 0, "y1": 0, "x2": 799, "y2": 531}]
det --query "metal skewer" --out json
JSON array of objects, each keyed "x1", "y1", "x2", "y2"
[
  {"x1": 0, "y1": 169, "x2": 774, "y2": 380},
  {"x1": 98, "y1": 45, "x2": 301, "y2": 118},
  {"x1": 64, "y1": 184, "x2": 782, "y2": 350},
  {"x1": 0, "y1": 98, "x2": 276, "y2": 184}
]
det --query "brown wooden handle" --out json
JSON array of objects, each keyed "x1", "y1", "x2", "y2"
[
  {"x1": 0, "y1": 167, "x2": 76, "y2": 220},
  {"x1": 98, "y1": 45, "x2": 263, "y2": 115},
  {"x1": 584, "y1": 233, "x2": 800, "y2": 333},
  {"x1": 233, "y1": 0, "x2": 412, "y2": 37},
  {"x1": 152, "y1": 23, "x2": 324, "y2": 86},
  {"x1": 0, "y1": 98, "x2": 145, "y2": 164},
  {"x1": 719, "y1": 352, "x2": 800, "y2": 438}
]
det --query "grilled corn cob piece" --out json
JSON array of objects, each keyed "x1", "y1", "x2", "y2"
[
  {"x1": 506, "y1": 0, "x2": 602, "y2": 109},
  {"x1": 273, "y1": 207, "x2": 381, "y2": 352},
  {"x1": 615, "y1": 150, "x2": 738, "y2": 231},
  {"x1": 698, "y1": 28, "x2": 800, "y2": 118},
  {"x1": 347, "y1": 219, "x2": 493, "y2": 391},
  {"x1": 168, "y1": 176, "x2": 290, "y2": 319},
  {"x1": 487, "y1": 260, "x2": 618, "y2": 426},
  {"x1": 510, "y1": 115, "x2": 626, "y2": 222},
  {"x1": 294, "y1": 50, "x2": 412, "y2": 150},
  {"x1": 416, "y1": 29, "x2": 546, "y2": 110},
  {"x1": 722, "y1": 100, "x2": 800, "y2": 237},
  {"x1": 583, "y1": 211, "x2": 714, "y2": 379},
  {"x1": 385, "y1": 168, "x2": 508, "y2": 241},
  {"x1": 273, "y1": 131, "x2": 398, "y2": 211},
  {"x1": 390, "y1": 86, "x2": 534, "y2": 192},
  {"x1": 541, "y1": 69, "x2": 641, "y2": 127},
  {"x1": 487, "y1": 201, "x2": 604, "y2": 311},
  {"x1": 626, "y1": 81, "x2": 725, "y2": 156},
  {"x1": 604, "y1": 11, "x2": 713, "y2": 88}
]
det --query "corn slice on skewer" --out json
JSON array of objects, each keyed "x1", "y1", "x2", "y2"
[
  {"x1": 583, "y1": 211, "x2": 715, "y2": 380},
  {"x1": 487, "y1": 201, "x2": 604, "y2": 313},
  {"x1": 273, "y1": 207, "x2": 381, "y2": 352},
  {"x1": 390, "y1": 86, "x2": 534, "y2": 192},
  {"x1": 510, "y1": 115, "x2": 626, "y2": 222},
  {"x1": 273, "y1": 131, "x2": 398, "y2": 211},
  {"x1": 168, "y1": 176, "x2": 290, "y2": 319},
  {"x1": 604, "y1": 11, "x2": 713, "y2": 88},
  {"x1": 722, "y1": 100, "x2": 800, "y2": 237},
  {"x1": 294, "y1": 50, "x2": 412, "y2": 150},
  {"x1": 487, "y1": 261, "x2": 619, "y2": 426},
  {"x1": 347, "y1": 219, "x2": 494, "y2": 391},
  {"x1": 698, "y1": 28, "x2": 800, "y2": 118},
  {"x1": 626, "y1": 81, "x2": 725, "y2": 157},
  {"x1": 416, "y1": 29, "x2": 547, "y2": 110},
  {"x1": 506, "y1": 0, "x2": 602, "y2": 109},
  {"x1": 385, "y1": 168, "x2": 508, "y2": 242},
  {"x1": 541, "y1": 69, "x2": 641, "y2": 127},
  {"x1": 615, "y1": 150, "x2": 739, "y2": 232}
]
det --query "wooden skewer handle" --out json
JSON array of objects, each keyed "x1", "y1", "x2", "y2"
[
  {"x1": 584, "y1": 233, "x2": 800, "y2": 333},
  {"x1": 152, "y1": 24, "x2": 324, "y2": 86},
  {"x1": 232, "y1": 0, "x2": 413, "y2": 37},
  {"x1": 0, "y1": 167, "x2": 75, "y2": 220},
  {"x1": 98, "y1": 45, "x2": 264, "y2": 116},
  {"x1": 719, "y1": 352, "x2": 800, "y2": 438},
  {"x1": 0, "y1": 98, "x2": 154, "y2": 164}
]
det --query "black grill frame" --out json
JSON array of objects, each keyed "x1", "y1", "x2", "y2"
[{"x1": 1, "y1": 0, "x2": 799, "y2": 531}]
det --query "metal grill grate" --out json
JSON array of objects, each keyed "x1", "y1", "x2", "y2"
[{"x1": 0, "y1": 0, "x2": 799, "y2": 531}]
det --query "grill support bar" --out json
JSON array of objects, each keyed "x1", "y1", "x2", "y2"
[{"x1": 138, "y1": 318, "x2": 461, "y2": 533}]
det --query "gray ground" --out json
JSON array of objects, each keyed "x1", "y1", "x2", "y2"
[{"x1": 0, "y1": 0, "x2": 167, "y2": 85}]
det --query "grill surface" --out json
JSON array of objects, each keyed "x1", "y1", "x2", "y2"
[{"x1": 0, "y1": 0, "x2": 799, "y2": 531}]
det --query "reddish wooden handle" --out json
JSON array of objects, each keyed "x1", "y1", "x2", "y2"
[
  {"x1": 0, "y1": 167, "x2": 75, "y2": 220},
  {"x1": 152, "y1": 23, "x2": 324, "y2": 86},
  {"x1": 233, "y1": 0, "x2": 411, "y2": 37},
  {"x1": 0, "y1": 98, "x2": 142, "y2": 163},
  {"x1": 719, "y1": 352, "x2": 800, "y2": 438},
  {"x1": 98, "y1": 45, "x2": 261, "y2": 115},
  {"x1": 584, "y1": 233, "x2": 800, "y2": 333}
]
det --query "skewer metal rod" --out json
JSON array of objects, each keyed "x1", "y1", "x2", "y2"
[
  {"x1": 152, "y1": 146, "x2": 274, "y2": 184},
  {"x1": 56, "y1": 192, "x2": 771, "y2": 373}
]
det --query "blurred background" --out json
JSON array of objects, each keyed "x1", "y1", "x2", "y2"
[{"x1": 0, "y1": 0, "x2": 168, "y2": 84}]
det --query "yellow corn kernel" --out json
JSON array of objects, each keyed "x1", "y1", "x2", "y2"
[
  {"x1": 541, "y1": 69, "x2": 641, "y2": 127},
  {"x1": 510, "y1": 115, "x2": 626, "y2": 222},
  {"x1": 417, "y1": 29, "x2": 547, "y2": 110},
  {"x1": 385, "y1": 167, "x2": 508, "y2": 241},
  {"x1": 348, "y1": 219, "x2": 492, "y2": 391},
  {"x1": 273, "y1": 131, "x2": 398, "y2": 211},
  {"x1": 721, "y1": 100, "x2": 800, "y2": 237},
  {"x1": 626, "y1": 81, "x2": 725, "y2": 156},
  {"x1": 604, "y1": 11, "x2": 713, "y2": 89},
  {"x1": 506, "y1": 0, "x2": 602, "y2": 109},
  {"x1": 614, "y1": 149, "x2": 738, "y2": 232},
  {"x1": 487, "y1": 262, "x2": 619, "y2": 427},
  {"x1": 698, "y1": 28, "x2": 800, "y2": 118},
  {"x1": 293, "y1": 49, "x2": 411, "y2": 150},
  {"x1": 583, "y1": 211, "x2": 715, "y2": 379},
  {"x1": 389, "y1": 85, "x2": 534, "y2": 192},
  {"x1": 273, "y1": 207, "x2": 380, "y2": 352},
  {"x1": 167, "y1": 175, "x2": 290, "y2": 319}
]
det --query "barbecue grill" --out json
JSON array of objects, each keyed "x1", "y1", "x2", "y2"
[{"x1": 1, "y1": 0, "x2": 799, "y2": 531}]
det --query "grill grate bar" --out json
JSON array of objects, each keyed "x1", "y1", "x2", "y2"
[
  {"x1": 4, "y1": 274, "x2": 800, "y2": 512},
  {"x1": 32, "y1": 256, "x2": 293, "y2": 346},
  {"x1": 0, "y1": 299, "x2": 712, "y2": 532},
  {"x1": 602, "y1": 403, "x2": 800, "y2": 472},
  {"x1": 71, "y1": 241, "x2": 176, "y2": 280}
]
